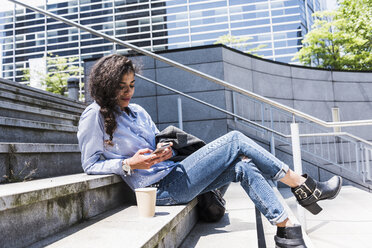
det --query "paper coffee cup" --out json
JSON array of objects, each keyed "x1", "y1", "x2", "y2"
[{"x1": 135, "y1": 187, "x2": 157, "y2": 218}]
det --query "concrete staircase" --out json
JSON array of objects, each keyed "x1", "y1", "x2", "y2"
[{"x1": 0, "y1": 78, "x2": 85, "y2": 183}]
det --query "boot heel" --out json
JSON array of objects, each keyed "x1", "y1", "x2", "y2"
[{"x1": 305, "y1": 202, "x2": 322, "y2": 215}]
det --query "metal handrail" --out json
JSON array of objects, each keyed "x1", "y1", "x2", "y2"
[
  {"x1": 299, "y1": 132, "x2": 372, "y2": 147},
  {"x1": 7, "y1": 0, "x2": 372, "y2": 129}
]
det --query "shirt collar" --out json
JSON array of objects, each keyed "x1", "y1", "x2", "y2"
[{"x1": 122, "y1": 105, "x2": 137, "y2": 118}]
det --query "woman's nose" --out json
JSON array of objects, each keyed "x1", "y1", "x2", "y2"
[{"x1": 121, "y1": 87, "x2": 129, "y2": 93}]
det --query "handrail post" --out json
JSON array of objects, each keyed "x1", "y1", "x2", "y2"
[
  {"x1": 290, "y1": 121, "x2": 307, "y2": 231},
  {"x1": 270, "y1": 133, "x2": 277, "y2": 187},
  {"x1": 332, "y1": 108, "x2": 341, "y2": 133},
  {"x1": 365, "y1": 148, "x2": 371, "y2": 181},
  {"x1": 177, "y1": 96, "x2": 183, "y2": 130}
]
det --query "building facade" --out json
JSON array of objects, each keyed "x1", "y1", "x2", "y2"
[{"x1": 0, "y1": 0, "x2": 325, "y2": 84}]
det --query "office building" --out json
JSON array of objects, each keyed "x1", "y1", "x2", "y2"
[{"x1": 0, "y1": 0, "x2": 325, "y2": 84}]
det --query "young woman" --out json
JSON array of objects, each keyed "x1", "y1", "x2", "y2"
[{"x1": 78, "y1": 54, "x2": 342, "y2": 248}]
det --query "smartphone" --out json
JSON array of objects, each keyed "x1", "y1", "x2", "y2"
[{"x1": 152, "y1": 143, "x2": 171, "y2": 154}]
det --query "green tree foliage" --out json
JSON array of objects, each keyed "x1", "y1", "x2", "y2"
[
  {"x1": 23, "y1": 53, "x2": 82, "y2": 96},
  {"x1": 294, "y1": 0, "x2": 372, "y2": 70},
  {"x1": 214, "y1": 34, "x2": 267, "y2": 56}
]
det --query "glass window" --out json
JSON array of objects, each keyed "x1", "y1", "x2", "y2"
[
  {"x1": 80, "y1": 9, "x2": 113, "y2": 18},
  {"x1": 16, "y1": 26, "x2": 44, "y2": 35},
  {"x1": 231, "y1": 18, "x2": 270, "y2": 28},
  {"x1": 4, "y1": 37, "x2": 13, "y2": 43},
  {"x1": 16, "y1": 35, "x2": 25, "y2": 41},
  {"x1": 116, "y1": 11, "x2": 149, "y2": 20},
  {"x1": 152, "y1": 0, "x2": 184, "y2": 8},
  {"x1": 168, "y1": 35, "x2": 189, "y2": 43},
  {"x1": 4, "y1": 30, "x2": 13, "y2": 36},
  {"x1": 3, "y1": 64, "x2": 14, "y2": 71},
  {"x1": 166, "y1": 21, "x2": 188, "y2": 29},
  {"x1": 231, "y1": 26, "x2": 271, "y2": 36},
  {"x1": 36, "y1": 40, "x2": 45, "y2": 46},
  {"x1": 15, "y1": 19, "x2": 45, "y2": 28},
  {"x1": 4, "y1": 24, "x2": 13, "y2": 29},
  {"x1": 245, "y1": 42, "x2": 271, "y2": 50},
  {"x1": 3, "y1": 44, "x2": 13, "y2": 50},
  {"x1": 131, "y1": 40, "x2": 151, "y2": 47},
  {"x1": 163, "y1": 13, "x2": 188, "y2": 22},
  {"x1": 272, "y1": 22, "x2": 300, "y2": 32},
  {"x1": 274, "y1": 47, "x2": 297, "y2": 55},
  {"x1": 272, "y1": 14, "x2": 300, "y2": 24},
  {"x1": 4, "y1": 51, "x2": 13, "y2": 56},
  {"x1": 152, "y1": 23, "x2": 167, "y2": 31},
  {"x1": 4, "y1": 71, "x2": 13, "y2": 77},
  {"x1": 153, "y1": 38, "x2": 168, "y2": 46},
  {"x1": 230, "y1": 0, "x2": 267, "y2": 5},
  {"x1": 285, "y1": 7, "x2": 300, "y2": 15},
  {"x1": 15, "y1": 46, "x2": 45, "y2": 55},
  {"x1": 47, "y1": 23, "x2": 70, "y2": 30},
  {"x1": 52, "y1": 49, "x2": 80, "y2": 57},
  {"x1": 191, "y1": 30, "x2": 226, "y2": 41},
  {"x1": 271, "y1": 9, "x2": 284, "y2": 16},
  {"x1": 230, "y1": 6, "x2": 243, "y2": 14},
  {"x1": 153, "y1": 30, "x2": 167, "y2": 38},
  {"x1": 156, "y1": 5, "x2": 187, "y2": 15},
  {"x1": 26, "y1": 34, "x2": 35, "y2": 40},
  {"x1": 191, "y1": 23, "x2": 228, "y2": 33},
  {"x1": 81, "y1": 16, "x2": 113, "y2": 25},
  {"x1": 167, "y1": 28, "x2": 189, "y2": 36},
  {"x1": 4, "y1": 58, "x2": 14, "y2": 64},
  {"x1": 255, "y1": 49, "x2": 272, "y2": 57},
  {"x1": 189, "y1": 1, "x2": 226, "y2": 11},
  {"x1": 0, "y1": 11, "x2": 13, "y2": 18}
]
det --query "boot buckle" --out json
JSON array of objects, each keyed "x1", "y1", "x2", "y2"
[
  {"x1": 313, "y1": 188, "x2": 322, "y2": 199},
  {"x1": 295, "y1": 188, "x2": 308, "y2": 200}
]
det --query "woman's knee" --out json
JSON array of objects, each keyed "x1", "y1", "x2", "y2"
[{"x1": 226, "y1": 130, "x2": 244, "y2": 141}]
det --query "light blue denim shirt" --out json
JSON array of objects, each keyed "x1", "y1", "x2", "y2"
[{"x1": 77, "y1": 102, "x2": 177, "y2": 189}]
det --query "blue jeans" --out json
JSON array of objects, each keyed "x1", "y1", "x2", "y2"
[{"x1": 156, "y1": 131, "x2": 289, "y2": 225}]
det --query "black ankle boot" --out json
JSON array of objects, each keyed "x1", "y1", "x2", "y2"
[
  {"x1": 291, "y1": 174, "x2": 342, "y2": 215},
  {"x1": 274, "y1": 225, "x2": 307, "y2": 248}
]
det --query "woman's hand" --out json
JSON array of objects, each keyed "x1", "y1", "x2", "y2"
[{"x1": 127, "y1": 143, "x2": 173, "y2": 170}]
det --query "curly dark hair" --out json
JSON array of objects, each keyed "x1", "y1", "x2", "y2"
[{"x1": 89, "y1": 54, "x2": 136, "y2": 146}]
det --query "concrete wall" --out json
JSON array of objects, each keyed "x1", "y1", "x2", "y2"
[{"x1": 221, "y1": 47, "x2": 372, "y2": 140}]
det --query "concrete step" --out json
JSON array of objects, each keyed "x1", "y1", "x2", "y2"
[
  {"x1": 0, "y1": 117, "x2": 78, "y2": 143},
  {"x1": 0, "y1": 143, "x2": 82, "y2": 183},
  {"x1": 0, "y1": 89, "x2": 84, "y2": 116},
  {"x1": 279, "y1": 186, "x2": 372, "y2": 248},
  {"x1": 0, "y1": 78, "x2": 86, "y2": 114},
  {"x1": 30, "y1": 199, "x2": 198, "y2": 248},
  {"x1": 180, "y1": 183, "x2": 258, "y2": 248},
  {"x1": 0, "y1": 173, "x2": 135, "y2": 248},
  {"x1": 0, "y1": 100, "x2": 80, "y2": 126}
]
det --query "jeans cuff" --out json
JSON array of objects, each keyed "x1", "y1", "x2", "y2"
[
  {"x1": 272, "y1": 163, "x2": 289, "y2": 181},
  {"x1": 269, "y1": 210, "x2": 288, "y2": 225}
]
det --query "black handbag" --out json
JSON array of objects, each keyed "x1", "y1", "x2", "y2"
[{"x1": 197, "y1": 189, "x2": 226, "y2": 222}]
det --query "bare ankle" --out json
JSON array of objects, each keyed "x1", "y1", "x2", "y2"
[{"x1": 276, "y1": 218, "x2": 293, "y2": 227}]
